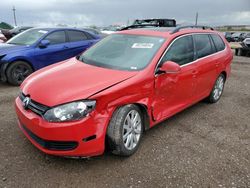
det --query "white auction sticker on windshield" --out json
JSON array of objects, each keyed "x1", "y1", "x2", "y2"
[
  {"x1": 132, "y1": 43, "x2": 154, "y2": 49},
  {"x1": 38, "y1": 30, "x2": 48, "y2": 34}
]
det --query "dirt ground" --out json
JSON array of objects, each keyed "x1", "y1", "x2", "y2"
[{"x1": 0, "y1": 56, "x2": 249, "y2": 188}]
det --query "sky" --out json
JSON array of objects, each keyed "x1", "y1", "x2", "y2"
[{"x1": 0, "y1": 0, "x2": 250, "y2": 27}]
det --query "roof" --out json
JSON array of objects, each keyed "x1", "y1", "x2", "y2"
[{"x1": 28, "y1": 27, "x2": 86, "y2": 32}]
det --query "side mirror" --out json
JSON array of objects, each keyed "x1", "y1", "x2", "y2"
[
  {"x1": 158, "y1": 61, "x2": 181, "y2": 74},
  {"x1": 39, "y1": 40, "x2": 50, "y2": 48}
]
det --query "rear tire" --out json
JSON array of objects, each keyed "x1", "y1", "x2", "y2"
[
  {"x1": 107, "y1": 104, "x2": 143, "y2": 156},
  {"x1": 6, "y1": 61, "x2": 33, "y2": 86},
  {"x1": 207, "y1": 74, "x2": 225, "y2": 103}
]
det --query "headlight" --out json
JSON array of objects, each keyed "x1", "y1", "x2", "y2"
[{"x1": 43, "y1": 100, "x2": 96, "y2": 122}]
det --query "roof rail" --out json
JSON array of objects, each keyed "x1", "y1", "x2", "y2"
[{"x1": 171, "y1": 25, "x2": 214, "y2": 34}]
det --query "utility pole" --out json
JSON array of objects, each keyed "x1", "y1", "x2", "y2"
[
  {"x1": 195, "y1": 12, "x2": 198, "y2": 26},
  {"x1": 12, "y1": 6, "x2": 17, "y2": 26}
]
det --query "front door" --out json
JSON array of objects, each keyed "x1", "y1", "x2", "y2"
[
  {"x1": 33, "y1": 30, "x2": 70, "y2": 68},
  {"x1": 152, "y1": 35, "x2": 197, "y2": 121}
]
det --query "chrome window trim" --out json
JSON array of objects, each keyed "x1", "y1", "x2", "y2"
[{"x1": 154, "y1": 32, "x2": 227, "y2": 74}]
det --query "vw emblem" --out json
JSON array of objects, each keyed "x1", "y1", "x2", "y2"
[{"x1": 23, "y1": 97, "x2": 31, "y2": 109}]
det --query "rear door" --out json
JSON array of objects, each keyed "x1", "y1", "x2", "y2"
[
  {"x1": 153, "y1": 35, "x2": 197, "y2": 121},
  {"x1": 66, "y1": 30, "x2": 96, "y2": 56},
  {"x1": 193, "y1": 34, "x2": 219, "y2": 100}
]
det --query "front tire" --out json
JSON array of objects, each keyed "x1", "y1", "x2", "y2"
[
  {"x1": 107, "y1": 104, "x2": 143, "y2": 156},
  {"x1": 207, "y1": 74, "x2": 225, "y2": 103},
  {"x1": 6, "y1": 61, "x2": 33, "y2": 86}
]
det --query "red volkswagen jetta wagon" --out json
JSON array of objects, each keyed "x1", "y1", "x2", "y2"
[{"x1": 15, "y1": 26, "x2": 233, "y2": 157}]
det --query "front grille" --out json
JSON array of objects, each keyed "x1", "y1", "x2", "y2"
[
  {"x1": 19, "y1": 93, "x2": 49, "y2": 116},
  {"x1": 21, "y1": 124, "x2": 78, "y2": 151}
]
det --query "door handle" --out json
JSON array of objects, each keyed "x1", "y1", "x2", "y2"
[{"x1": 63, "y1": 45, "x2": 69, "y2": 49}]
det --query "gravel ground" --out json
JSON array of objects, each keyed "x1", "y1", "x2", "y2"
[{"x1": 0, "y1": 57, "x2": 250, "y2": 188}]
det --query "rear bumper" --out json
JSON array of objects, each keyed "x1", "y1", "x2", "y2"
[{"x1": 15, "y1": 97, "x2": 110, "y2": 157}]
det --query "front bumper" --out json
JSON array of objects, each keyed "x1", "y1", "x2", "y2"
[
  {"x1": 15, "y1": 97, "x2": 109, "y2": 157},
  {"x1": 0, "y1": 61, "x2": 8, "y2": 82}
]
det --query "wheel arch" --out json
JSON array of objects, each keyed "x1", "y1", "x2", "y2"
[
  {"x1": 108, "y1": 102, "x2": 151, "y2": 132},
  {"x1": 134, "y1": 103, "x2": 150, "y2": 131},
  {"x1": 221, "y1": 71, "x2": 227, "y2": 80},
  {"x1": 8, "y1": 58, "x2": 35, "y2": 71}
]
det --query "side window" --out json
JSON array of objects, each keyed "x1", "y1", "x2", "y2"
[
  {"x1": 85, "y1": 32, "x2": 95, "y2": 39},
  {"x1": 67, "y1": 30, "x2": 88, "y2": 42},
  {"x1": 161, "y1": 35, "x2": 194, "y2": 66},
  {"x1": 210, "y1": 34, "x2": 226, "y2": 52},
  {"x1": 194, "y1": 34, "x2": 213, "y2": 58},
  {"x1": 44, "y1": 31, "x2": 66, "y2": 45}
]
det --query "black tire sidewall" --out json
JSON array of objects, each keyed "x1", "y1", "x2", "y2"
[
  {"x1": 107, "y1": 104, "x2": 144, "y2": 156},
  {"x1": 6, "y1": 61, "x2": 33, "y2": 86}
]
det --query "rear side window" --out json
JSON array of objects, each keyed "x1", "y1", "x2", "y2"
[
  {"x1": 44, "y1": 31, "x2": 66, "y2": 45},
  {"x1": 161, "y1": 35, "x2": 194, "y2": 66},
  {"x1": 211, "y1": 34, "x2": 226, "y2": 52},
  {"x1": 194, "y1": 34, "x2": 213, "y2": 59},
  {"x1": 67, "y1": 30, "x2": 88, "y2": 42}
]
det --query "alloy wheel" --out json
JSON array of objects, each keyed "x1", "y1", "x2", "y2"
[
  {"x1": 123, "y1": 110, "x2": 142, "y2": 150},
  {"x1": 213, "y1": 76, "x2": 224, "y2": 101}
]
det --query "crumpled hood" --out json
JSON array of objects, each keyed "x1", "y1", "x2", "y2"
[
  {"x1": 21, "y1": 58, "x2": 137, "y2": 107},
  {"x1": 0, "y1": 43, "x2": 29, "y2": 56}
]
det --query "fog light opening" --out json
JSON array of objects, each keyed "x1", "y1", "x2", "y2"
[{"x1": 83, "y1": 135, "x2": 96, "y2": 142}]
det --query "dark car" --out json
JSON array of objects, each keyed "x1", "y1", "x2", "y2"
[
  {"x1": 223, "y1": 32, "x2": 233, "y2": 42},
  {"x1": 2, "y1": 26, "x2": 33, "y2": 40},
  {"x1": 239, "y1": 33, "x2": 250, "y2": 42},
  {"x1": 235, "y1": 38, "x2": 250, "y2": 57},
  {"x1": 231, "y1": 32, "x2": 245, "y2": 42},
  {"x1": 121, "y1": 18, "x2": 176, "y2": 31},
  {"x1": 0, "y1": 27, "x2": 100, "y2": 85},
  {"x1": 0, "y1": 30, "x2": 7, "y2": 43}
]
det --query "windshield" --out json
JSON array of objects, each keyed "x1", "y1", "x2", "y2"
[
  {"x1": 79, "y1": 34, "x2": 165, "y2": 71},
  {"x1": 7, "y1": 29, "x2": 48, "y2": 45}
]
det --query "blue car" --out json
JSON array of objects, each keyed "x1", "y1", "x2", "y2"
[{"x1": 0, "y1": 27, "x2": 100, "y2": 85}]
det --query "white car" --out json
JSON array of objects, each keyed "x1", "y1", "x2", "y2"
[{"x1": 243, "y1": 38, "x2": 250, "y2": 45}]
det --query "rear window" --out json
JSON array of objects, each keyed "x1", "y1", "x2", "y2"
[
  {"x1": 211, "y1": 34, "x2": 225, "y2": 52},
  {"x1": 67, "y1": 30, "x2": 88, "y2": 42},
  {"x1": 194, "y1": 34, "x2": 213, "y2": 59}
]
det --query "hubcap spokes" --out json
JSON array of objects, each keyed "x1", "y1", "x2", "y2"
[
  {"x1": 13, "y1": 65, "x2": 30, "y2": 82},
  {"x1": 213, "y1": 76, "x2": 224, "y2": 100},
  {"x1": 123, "y1": 110, "x2": 142, "y2": 150}
]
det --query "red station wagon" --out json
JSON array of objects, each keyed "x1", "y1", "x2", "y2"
[{"x1": 15, "y1": 26, "x2": 233, "y2": 157}]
